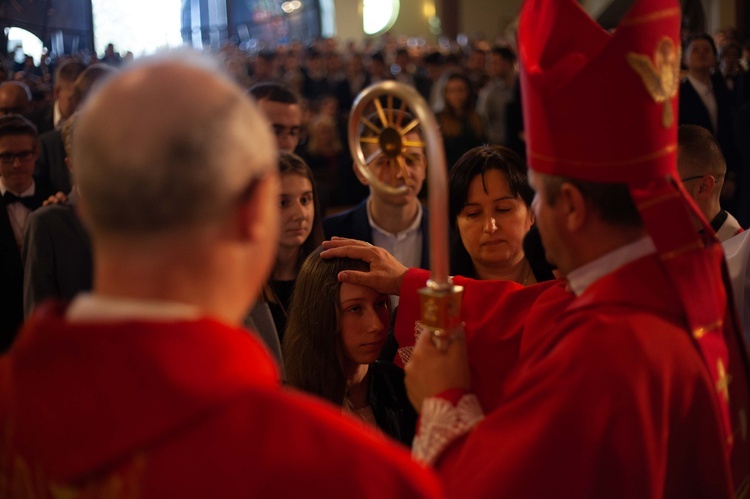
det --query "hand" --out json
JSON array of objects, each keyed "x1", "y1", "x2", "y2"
[
  {"x1": 320, "y1": 237, "x2": 408, "y2": 296},
  {"x1": 42, "y1": 191, "x2": 68, "y2": 207},
  {"x1": 405, "y1": 326, "x2": 470, "y2": 413}
]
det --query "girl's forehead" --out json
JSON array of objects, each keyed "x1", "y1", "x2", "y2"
[{"x1": 339, "y1": 282, "x2": 383, "y2": 302}]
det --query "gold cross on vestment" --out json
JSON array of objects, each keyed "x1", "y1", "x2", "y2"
[{"x1": 716, "y1": 359, "x2": 732, "y2": 403}]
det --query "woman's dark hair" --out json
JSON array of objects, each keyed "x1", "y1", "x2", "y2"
[
  {"x1": 278, "y1": 151, "x2": 325, "y2": 273},
  {"x1": 283, "y1": 247, "x2": 373, "y2": 407},
  {"x1": 448, "y1": 145, "x2": 533, "y2": 278},
  {"x1": 439, "y1": 72, "x2": 482, "y2": 140},
  {"x1": 442, "y1": 72, "x2": 476, "y2": 115}
]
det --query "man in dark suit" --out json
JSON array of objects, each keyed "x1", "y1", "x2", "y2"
[
  {"x1": 0, "y1": 114, "x2": 51, "y2": 351},
  {"x1": 23, "y1": 113, "x2": 92, "y2": 318},
  {"x1": 323, "y1": 111, "x2": 430, "y2": 270},
  {"x1": 249, "y1": 82, "x2": 302, "y2": 153},
  {"x1": 679, "y1": 33, "x2": 741, "y2": 216},
  {"x1": 35, "y1": 64, "x2": 115, "y2": 195}
]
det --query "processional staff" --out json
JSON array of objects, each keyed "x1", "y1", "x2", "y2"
[{"x1": 347, "y1": 81, "x2": 463, "y2": 349}]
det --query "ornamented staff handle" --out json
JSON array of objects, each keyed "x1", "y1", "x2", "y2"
[{"x1": 348, "y1": 81, "x2": 463, "y2": 349}]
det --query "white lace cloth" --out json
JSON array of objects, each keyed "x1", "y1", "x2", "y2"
[
  {"x1": 412, "y1": 394, "x2": 485, "y2": 465},
  {"x1": 398, "y1": 320, "x2": 424, "y2": 365}
]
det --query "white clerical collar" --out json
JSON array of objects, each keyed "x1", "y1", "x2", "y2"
[
  {"x1": 366, "y1": 196, "x2": 423, "y2": 238},
  {"x1": 0, "y1": 177, "x2": 35, "y2": 197},
  {"x1": 67, "y1": 293, "x2": 202, "y2": 322},
  {"x1": 567, "y1": 236, "x2": 656, "y2": 296}
]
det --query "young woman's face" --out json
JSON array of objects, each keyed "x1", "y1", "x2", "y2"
[
  {"x1": 278, "y1": 173, "x2": 314, "y2": 250},
  {"x1": 338, "y1": 282, "x2": 390, "y2": 366},
  {"x1": 456, "y1": 169, "x2": 534, "y2": 271},
  {"x1": 444, "y1": 78, "x2": 469, "y2": 111}
]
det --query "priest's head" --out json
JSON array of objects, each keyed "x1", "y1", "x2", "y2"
[{"x1": 74, "y1": 51, "x2": 280, "y2": 324}]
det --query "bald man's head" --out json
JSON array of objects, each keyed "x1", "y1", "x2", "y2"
[
  {"x1": 74, "y1": 52, "x2": 278, "y2": 237},
  {"x1": 0, "y1": 81, "x2": 31, "y2": 117}
]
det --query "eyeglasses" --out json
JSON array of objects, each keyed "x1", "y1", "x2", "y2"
[
  {"x1": 0, "y1": 150, "x2": 34, "y2": 166},
  {"x1": 680, "y1": 174, "x2": 714, "y2": 182}
]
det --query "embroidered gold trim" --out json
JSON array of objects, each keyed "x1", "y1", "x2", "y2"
[
  {"x1": 716, "y1": 358, "x2": 732, "y2": 403},
  {"x1": 660, "y1": 241, "x2": 704, "y2": 261},
  {"x1": 692, "y1": 320, "x2": 723, "y2": 339},
  {"x1": 619, "y1": 7, "x2": 680, "y2": 27},
  {"x1": 529, "y1": 144, "x2": 676, "y2": 168},
  {"x1": 635, "y1": 191, "x2": 681, "y2": 211},
  {"x1": 626, "y1": 37, "x2": 681, "y2": 127}
]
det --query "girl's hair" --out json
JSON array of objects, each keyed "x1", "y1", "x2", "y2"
[
  {"x1": 438, "y1": 72, "x2": 482, "y2": 139},
  {"x1": 448, "y1": 145, "x2": 533, "y2": 278},
  {"x1": 278, "y1": 151, "x2": 325, "y2": 273},
  {"x1": 283, "y1": 247, "x2": 374, "y2": 407}
]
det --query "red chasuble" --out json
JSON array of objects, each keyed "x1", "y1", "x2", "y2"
[
  {"x1": 395, "y1": 269, "x2": 568, "y2": 412},
  {"x1": 398, "y1": 254, "x2": 744, "y2": 498},
  {"x1": 0, "y1": 302, "x2": 443, "y2": 498}
]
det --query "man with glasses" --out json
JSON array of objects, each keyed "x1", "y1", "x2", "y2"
[
  {"x1": 0, "y1": 114, "x2": 51, "y2": 351},
  {"x1": 249, "y1": 82, "x2": 302, "y2": 152},
  {"x1": 677, "y1": 124, "x2": 743, "y2": 242}
]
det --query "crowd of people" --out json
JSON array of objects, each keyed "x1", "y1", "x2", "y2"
[{"x1": 1, "y1": 0, "x2": 750, "y2": 496}]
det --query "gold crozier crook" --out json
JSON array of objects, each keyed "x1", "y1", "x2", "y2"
[{"x1": 347, "y1": 81, "x2": 464, "y2": 349}]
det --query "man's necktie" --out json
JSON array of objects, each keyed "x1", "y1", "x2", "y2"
[{"x1": 2, "y1": 191, "x2": 37, "y2": 210}]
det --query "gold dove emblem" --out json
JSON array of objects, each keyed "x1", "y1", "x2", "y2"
[{"x1": 626, "y1": 37, "x2": 681, "y2": 128}]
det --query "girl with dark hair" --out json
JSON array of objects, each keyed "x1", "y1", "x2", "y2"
[
  {"x1": 437, "y1": 72, "x2": 485, "y2": 169},
  {"x1": 284, "y1": 248, "x2": 416, "y2": 446},
  {"x1": 449, "y1": 145, "x2": 553, "y2": 284},
  {"x1": 264, "y1": 152, "x2": 324, "y2": 341}
]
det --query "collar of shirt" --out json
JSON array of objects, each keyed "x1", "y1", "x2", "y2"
[
  {"x1": 0, "y1": 178, "x2": 35, "y2": 197},
  {"x1": 566, "y1": 236, "x2": 656, "y2": 296},
  {"x1": 67, "y1": 293, "x2": 203, "y2": 322},
  {"x1": 687, "y1": 74, "x2": 713, "y2": 96},
  {"x1": 53, "y1": 100, "x2": 62, "y2": 127},
  {"x1": 366, "y1": 196, "x2": 423, "y2": 239}
]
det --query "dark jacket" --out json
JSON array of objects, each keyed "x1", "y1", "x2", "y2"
[
  {"x1": 323, "y1": 200, "x2": 430, "y2": 270},
  {"x1": 369, "y1": 360, "x2": 417, "y2": 446}
]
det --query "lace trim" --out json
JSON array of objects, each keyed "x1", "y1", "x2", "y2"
[
  {"x1": 397, "y1": 320, "x2": 424, "y2": 365},
  {"x1": 412, "y1": 394, "x2": 484, "y2": 465}
]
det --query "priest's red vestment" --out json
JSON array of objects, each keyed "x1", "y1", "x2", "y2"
[
  {"x1": 397, "y1": 254, "x2": 747, "y2": 498},
  {"x1": 0, "y1": 302, "x2": 443, "y2": 498}
]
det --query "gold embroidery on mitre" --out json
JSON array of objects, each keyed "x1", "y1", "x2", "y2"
[
  {"x1": 716, "y1": 358, "x2": 732, "y2": 403},
  {"x1": 619, "y1": 7, "x2": 681, "y2": 27},
  {"x1": 626, "y1": 37, "x2": 681, "y2": 128},
  {"x1": 529, "y1": 144, "x2": 676, "y2": 169},
  {"x1": 691, "y1": 319, "x2": 723, "y2": 339}
]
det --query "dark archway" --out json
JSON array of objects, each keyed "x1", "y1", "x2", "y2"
[{"x1": 0, "y1": 0, "x2": 95, "y2": 57}]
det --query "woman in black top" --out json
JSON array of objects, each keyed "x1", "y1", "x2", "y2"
[{"x1": 264, "y1": 152, "x2": 324, "y2": 342}]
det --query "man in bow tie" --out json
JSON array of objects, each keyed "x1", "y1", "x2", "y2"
[{"x1": 0, "y1": 114, "x2": 51, "y2": 351}]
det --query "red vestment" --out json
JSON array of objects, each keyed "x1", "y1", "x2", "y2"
[
  {"x1": 0, "y1": 302, "x2": 443, "y2": 498},
  {"x1": 397, "y1": 254, "x2": 747, "y2": 498},
  {"x1": 395, "y1": 271, "x2": 567, "y2": 412}
]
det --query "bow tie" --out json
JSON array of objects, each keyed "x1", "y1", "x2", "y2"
[{"x1": 3, "y1": 191, "x2": 37, "y2": 210}]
